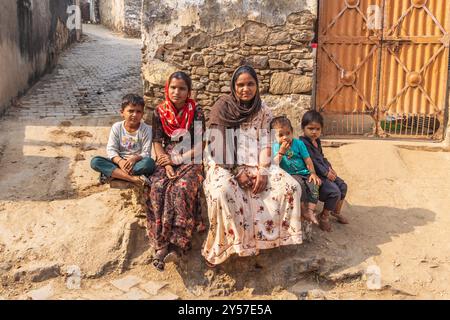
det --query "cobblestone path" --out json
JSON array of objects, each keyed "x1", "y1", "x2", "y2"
[{"x1": 6, "y1": 24, "x2": 142, "y2": 120}]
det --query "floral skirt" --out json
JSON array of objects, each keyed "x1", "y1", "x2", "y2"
[
  {"x1": 146, "y1": 163, "x2": 204, "y2": 251},
  {"x1": 201, "y1": 165, "x2": 303, "y2": 265}
]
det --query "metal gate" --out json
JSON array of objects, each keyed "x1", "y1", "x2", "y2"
[{"x1": 316, "y1": 0, "x2": 450, "y2": 139}]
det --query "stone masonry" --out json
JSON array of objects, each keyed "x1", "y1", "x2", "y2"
[{"x1": 141, "y1": 0, "x2": 317, "y2": 133}]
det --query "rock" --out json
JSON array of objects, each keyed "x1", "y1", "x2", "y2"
[
  {"x1": 292, "y1": 30, "x2": 315, "y2": 42},
  {"x1": 121, "y1": 288, "x2": 150, "y2": 300},
  {"x1": 287, "y1": 12, "x2": 315, "y2": 26},
  {"x1": 206, "y1": 82, "x2": 220, "y2": 93},
  {"x1": 0, "y1": 263, "x2": 12, "y2": 272},
  {"x1": 219, "y1": 72, "x2": 231, "y2": 81},
  {"x1": 240, "y1": 21, "x2": 269, "y2": 46},
  {"x1": 186, "y1": 32, "x2": 211, "y2": 49},
  {"x1": 267, "y1": 32, "x2": 291, "y2": 45},
  {"x1": 209, "y1": 73, "x2": 220, "y2": 81},
  {"x1": 220, "y1": 86, "x2": 231, "y2": 93},
  {"x1": 248, "y1": 56, "x2": 269, "y2": 69},
  {"x1": 270, "y1": 72, "x2": 312, "y2": 94},
  {"x1": 269, "y1": 59, "x2": 291, "y2": 70},
  {"x1": 150, "y1": 292, "x2": 180, "y2": 300},
  {"x1": 110, "y1": 275, "x2": 142, "y2": 292},
  {"x1": 262, "y1": 94, "x2": 311, "y2": 134},
  {"x1": 204, "y1": 56, "x2": 223, "y2": 67},
  {"x1": 14, "y1": 262, "x2": 61, "y2": 283},
  {"x1": 223, "y1": 54, "x2": 244, "y2": 67},
  {"x1": 192, "y1": 81, "x2": 205, "y2": 90},
  {"x1": 189, "y1": 53, "x2": 204, "y2": 66},
  {"x1": 27, "y1": 284, "x2": 54, "y2": 300},
  {"x1": 307, "y1": 289, "x2": 327, "y2": 300},
  {"x1": 192, "y1": 67, "x2": 209, "y2": 76},
  {"x1": 140, "y1": 281, "x2": 169, "y2": 295},
  {"x1": 143, "y1": 60, "x2": 178, "y2": 86}
]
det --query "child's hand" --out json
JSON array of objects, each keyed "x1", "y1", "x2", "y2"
[
  {"x1": 165, "y1": 165, "x2": 177, "y2": 179},
  {"x1": 326, "y1": 170, "x2": 337, "y2": 181},
  {"x1": 308, "y1": 173, "x2": 322, "y2": 186},
  {"x1": 123, "y1": 155, "x2": 140, "y2": 173},
  {"x1": 330, "y1": 168, "x2": 337, "y2": 176},
  {"x1": 279, "y1": 140, "x2": 291, "y2": 154}
]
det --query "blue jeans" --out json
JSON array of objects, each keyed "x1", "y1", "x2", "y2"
[{"x1": 90, "y1": 156, "x2": 155, "y2": 177}]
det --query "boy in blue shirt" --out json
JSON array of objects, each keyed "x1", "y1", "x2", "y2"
[{"x1": 271, "y1": 116, "x2": 322, "y2": 225}]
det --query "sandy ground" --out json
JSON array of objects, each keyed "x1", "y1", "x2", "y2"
[{"x1": 0, "y1": 114, "x2": 449, "y2": 300}]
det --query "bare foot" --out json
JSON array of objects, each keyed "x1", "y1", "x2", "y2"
[{"x1": 302, "y1": 209, "x2": 319, "y2": 225}]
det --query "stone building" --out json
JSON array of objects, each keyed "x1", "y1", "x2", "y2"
[
  {"x1": 141, "y1": 0, "x2": 318, "y2": 133},
  {"x1": 96, "y1": 0, "x2": 142, "y2": 38},
  {"x1": 0, "y1": 0, "x2": 78, "y2": 115}
]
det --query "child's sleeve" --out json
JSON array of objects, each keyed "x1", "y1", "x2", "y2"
[
  {"x1": 140, "y1": 124, "x2": 152, "y2": 158},
  {"x1": 298, "y1": 140, "x2": 311, "y2": 159},
  {"x1": 106, "y1": 124, "x2": 121, "y2": 160}
]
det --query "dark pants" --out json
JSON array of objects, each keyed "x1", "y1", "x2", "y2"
[
  {"x1": 319, "y1": 177, "x2": 347, "y2": 211},
  {"x1": 90, "y1": 156, "x2": 155, "y2": 177},
  {"x1": 292, "y1": 174, "x2": 319, "y2": 204}
]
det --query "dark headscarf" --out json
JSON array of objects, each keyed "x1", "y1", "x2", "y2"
[{"x1": 208, "y1": 65, "x2": 262, "y2": 128}]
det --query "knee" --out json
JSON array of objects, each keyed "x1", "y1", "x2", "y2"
[
  {"x1": 136, "y1": 157, "x2": 156, "y2": 175},
  {"x1": 339, "y1": 182, "x2": 348, "y2": 198},
  {"x1": 90, "y1": 156, "x2": 103, "y2": 171},
  {"x1": 142, "y1": 157, "x2": 156, "y2": 171}
]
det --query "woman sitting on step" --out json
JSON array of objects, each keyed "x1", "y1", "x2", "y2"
[{"x1": 145, "y1": 71, "x2": 206, "y2": 272}]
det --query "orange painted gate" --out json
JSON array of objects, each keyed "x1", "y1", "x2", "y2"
[{"x1": 316, "y1": 0, "x2": 450, "y2": 139}]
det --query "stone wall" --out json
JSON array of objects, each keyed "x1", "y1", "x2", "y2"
[
  {"x1": 141, "y1": 0, "x2": 318, "y2": 134},
  {"x1": 98, "y1": 0, "x2": 125, "y2": 33},
  {"x1": 98, "y1": 0, "x2": 141, "y2": 37},
  {"x1": 0, "y1": 0, "x2": 77, "y2": 115}
]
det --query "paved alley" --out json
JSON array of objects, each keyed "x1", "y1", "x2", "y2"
[{"x1": 6, "y1": 24, "x2": 142, "y2": 120}]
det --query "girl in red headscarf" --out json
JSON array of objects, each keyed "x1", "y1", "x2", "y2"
[{"x1": 146, "y1": 71, "x2": 206, "y2": 272}]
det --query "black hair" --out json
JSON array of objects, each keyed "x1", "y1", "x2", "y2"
[
  {"x1": 231, "y1": 65, "x2": 259, "y2": 90},
  {"x1": 301, "y1": 110, "x2": 324, "y2": 129},
  {"x1": 168, "y1": 71, "x2": 192, "y2": 91},
  {"x1": 270, "y1": 116, "x2": 293, "y2": 131},
  {"x1": 121, "y1": 93, "x2": 145, "y2": 110}
]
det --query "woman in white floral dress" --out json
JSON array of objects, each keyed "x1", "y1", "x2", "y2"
[{"x1": 202, "y1": 65, "x2": 303, "y2": 266}]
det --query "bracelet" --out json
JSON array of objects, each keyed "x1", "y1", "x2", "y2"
[
  {"x1": 258, "y1": 166, "x2": 270, "y2": 176},
  {"x1": 279, "y1": 152, "x2": 285, "y2": 156}
]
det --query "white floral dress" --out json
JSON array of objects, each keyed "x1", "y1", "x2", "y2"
[{"x1": 201, "y1": 104, "x2": 303, "y2": 265}]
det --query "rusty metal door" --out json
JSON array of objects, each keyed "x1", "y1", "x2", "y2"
[{"x1": 316, "y1": 0, "x2": 450, "y2": 139}]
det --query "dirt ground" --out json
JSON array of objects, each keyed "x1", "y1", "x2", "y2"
[{"x1": 0, "y1": 115, "x2": 449, "y2": 300}]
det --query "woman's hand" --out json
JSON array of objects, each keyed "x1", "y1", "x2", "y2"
[
  {"x1": 165, "y1": 165, "x2": 177, "y2": 179},
  {"x1": 252, "y1": 172, "x2": 268, "y2": 194},
  {"x1": 157, "y1": 153, "x2": 173, "y2": 167},
  {"x1": 308, "y1": 173, "x2": 322, "y2": 186},
  {"x1": 236, "y1": 171, "x2": 254, "y2": 190}
]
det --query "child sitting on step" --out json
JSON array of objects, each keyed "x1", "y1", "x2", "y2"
[{"x1": 90, "y1": 94, "x2": 155, "y2": 187}]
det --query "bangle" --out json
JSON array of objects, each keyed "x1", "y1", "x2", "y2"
[
  {"x1": 258, "y1": 166, "x2": 270, "y2": 176},
  {"x1": 279, "y1": 152, "x2": 285, "y2": 156}
]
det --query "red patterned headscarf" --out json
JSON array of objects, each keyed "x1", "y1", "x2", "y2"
[{"x1": 157, "y1": 79, "x2": 196, "y2": 138}]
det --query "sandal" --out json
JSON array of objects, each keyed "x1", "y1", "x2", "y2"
[
  {"x1": 152, "y1": 247, "x2": 168, "y2": 272},
  {"x1": 99, "y1": 173, "x2": 110, "y2": 185},
  {"x1": 152, "y1": 258, "x2": 165, "y2": 272},
  {"x1": 318, "y1": 211, "x2": 332, "y2": 232}
]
